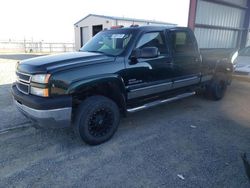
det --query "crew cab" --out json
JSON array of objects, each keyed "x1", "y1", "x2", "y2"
[{"x1": 12, "y1": 26, "x2": 237, "y2": 145}]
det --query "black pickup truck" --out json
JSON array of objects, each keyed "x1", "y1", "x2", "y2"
[{"x1": 12, "y1": 26, "x2": 237, "y2": 145}]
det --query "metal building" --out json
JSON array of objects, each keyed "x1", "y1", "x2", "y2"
[
  {"x1": 74, "y1": 14, "x2": 176, "y2": 50},
  {"x1": 188, "y1": 0, "x2": 250, "y2": 49}
]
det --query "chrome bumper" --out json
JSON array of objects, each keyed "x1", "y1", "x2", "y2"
[{"x1": 14, "y1": 100, "x2": 72, "y2": 127}]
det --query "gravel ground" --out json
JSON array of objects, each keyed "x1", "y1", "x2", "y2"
[
  {"x1": 0, "y1": 80, "x2": 250, "y2": 187},
  {"x1": 0, "y1": 84, "x2": 31, "y2": 131}
]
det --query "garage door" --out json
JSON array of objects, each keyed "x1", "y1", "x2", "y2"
[{"x1": 80, "y1": 26, "x2": 89, "y2": 47}]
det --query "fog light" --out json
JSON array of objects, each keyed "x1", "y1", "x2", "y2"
[{"x1": 30, "y1": 87, "x2": 49, "y2": 97}]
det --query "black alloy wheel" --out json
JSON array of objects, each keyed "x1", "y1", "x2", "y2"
[{"x1": 88, "y1": 108, "x2": 114, "y2": 138}]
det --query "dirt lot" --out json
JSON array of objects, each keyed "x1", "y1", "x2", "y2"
[{"x1": 0, "y1": 55, "x2": 250, "y2": 187}]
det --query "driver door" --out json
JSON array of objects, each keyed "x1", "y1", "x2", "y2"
[{"x1": 125, "y1": 31, "x2": 174, "y2": 99}]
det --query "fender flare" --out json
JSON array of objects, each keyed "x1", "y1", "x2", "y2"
[{"x1": 66, "y1": 74, "x2": 126, "y2": 97}]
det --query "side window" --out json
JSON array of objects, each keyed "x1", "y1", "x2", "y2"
[
  {"x1": 171, "y1": 31, "x2": 196, "y2": 54},
  {"x1": 136, "y1": 32, "x2": 168, "y2": 54}
]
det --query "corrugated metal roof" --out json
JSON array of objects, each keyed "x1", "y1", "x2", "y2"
[{"x1": 74, "y1": 14, "x2": 176, "y2": 26}]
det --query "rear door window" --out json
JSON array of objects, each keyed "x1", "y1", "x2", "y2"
[{"x1": 171, "y1": 31, "x2": 196, "y2": 54}]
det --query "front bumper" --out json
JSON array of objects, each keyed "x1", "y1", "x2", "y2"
[{"x1": 12, "y1": 84, "x2": 72, "y2": 127}]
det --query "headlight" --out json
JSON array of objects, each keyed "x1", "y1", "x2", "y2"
[
  {"x1": 231, "y1": 51, "x2": 238, "y2": 64},
  {"x1": 30, "y1": 86, "x2": 49, "y2": 97},
  {"x1": 31, "y1": 74, "x2": 50, "y2": 84}
]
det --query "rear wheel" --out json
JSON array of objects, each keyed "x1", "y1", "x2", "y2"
[
  {"x1": 73, "y1": 96, "x2": 120, "y2": 145},
  {"x1": 205, "y1": 78, "x2": 227, "y2": 100}
]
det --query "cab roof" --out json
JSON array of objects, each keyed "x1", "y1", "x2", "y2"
[{"x1": 105, "y1": 25, "x2": 190, "y2": 32}]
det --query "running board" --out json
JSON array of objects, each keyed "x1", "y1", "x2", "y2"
[{"x1": 127, "y1": 91, "x2": 196, "y2": 113}]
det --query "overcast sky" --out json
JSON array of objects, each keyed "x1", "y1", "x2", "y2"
[{"x1": 0, "y1": 0, "x2": 190, "y2": 42}]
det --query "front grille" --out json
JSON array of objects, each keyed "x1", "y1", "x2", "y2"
[
  {"x1": 16, "y1": 71, "x2": 31, "y2": 82},
  {"x1": 16, "y1": 71, "x2": 31, "y2": 94},
  {"x1": 16, "y1": 82, "x2": 29, "y2": 94}
]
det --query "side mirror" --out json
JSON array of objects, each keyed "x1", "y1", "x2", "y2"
[
  {"x1": 130, "y1": 47, "x2": 159, "y2": 63},
  {"x1": 139, "y1": 47, "x2": 159, "y2": 58}
]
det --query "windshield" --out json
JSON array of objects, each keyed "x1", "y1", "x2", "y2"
[
  {"x1": 80, "y1": 30, "x2": 134, "y2": 56},
  {"x1": 239, "y1": 46, "x2": 250, "y2": 56}
]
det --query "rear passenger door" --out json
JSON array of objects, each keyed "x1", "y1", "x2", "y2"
[{"x1": 169, "y1": 29, "x2": 201, "y2": 89}]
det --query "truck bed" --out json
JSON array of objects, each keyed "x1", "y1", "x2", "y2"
[{"x1": 200, "y1": 48, "x2": 238, "y2": 65}]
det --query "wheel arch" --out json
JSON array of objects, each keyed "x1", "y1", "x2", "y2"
[
  {"x1": 67, "y1": 74, "x2": 127, "y2": 114},
  {"x1": 214, "y1": 59, "x2": 233, "y2": 84}
]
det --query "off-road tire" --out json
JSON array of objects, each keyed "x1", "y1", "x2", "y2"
[
  {"x1": 73, "y1": 96, "x2": 120, "y2": 145},
  {"x1": 205, "y1": 76, "x2": 227, "y2": 100}
]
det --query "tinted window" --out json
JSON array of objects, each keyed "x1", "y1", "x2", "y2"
[
  {"x1": 171, "y1": 31, "x2": 196, "y2": 54},
  {"x1": 136, "y1": 32, "x2": 167, "y2": 54}
]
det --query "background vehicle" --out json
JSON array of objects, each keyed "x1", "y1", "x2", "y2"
[
  {"x1": 12, "y1": 26, "x2": 237, "y2": 145},
  {"x1": 235, "y1": 46, "x2": 250, "y2": 76}
]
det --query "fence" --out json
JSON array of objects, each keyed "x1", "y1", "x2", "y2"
[{"x1": 0, "y1": 40, "x2": 75, "y2": 53}]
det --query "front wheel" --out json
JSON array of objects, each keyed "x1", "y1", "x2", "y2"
[{"x1": 73, "y1": 96, "x2": 120, "y2": 145}]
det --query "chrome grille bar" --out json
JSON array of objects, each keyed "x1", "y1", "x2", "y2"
[{"x1": 16, "y1": 71, "x2": 32, "y2": 94}]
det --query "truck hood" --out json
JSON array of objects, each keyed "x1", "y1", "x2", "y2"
[{"x1": 17, "y1": 52, "x2": 115, "y2": 74}]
